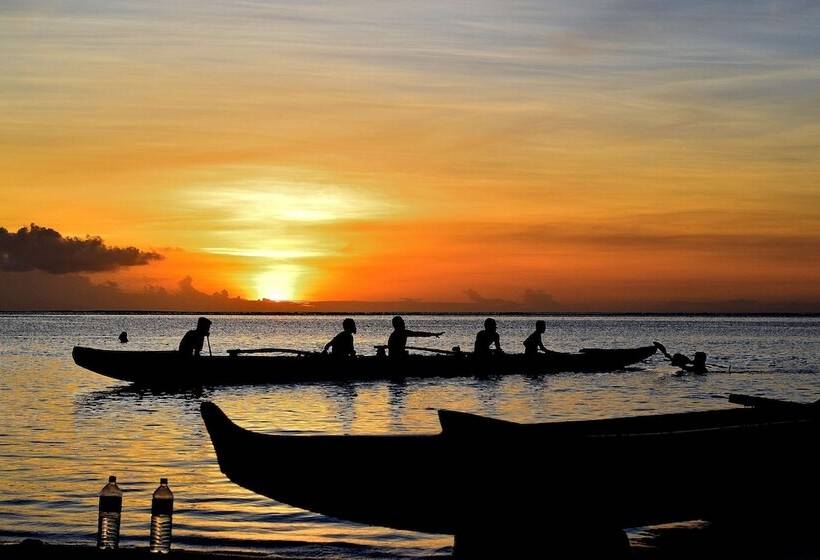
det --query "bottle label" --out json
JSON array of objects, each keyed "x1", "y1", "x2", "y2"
[
  {"x1": 152, "y1": 498, "x2": 173, "y2": 516},
  {"x1": 99, "y1": 495, "x2": 122, "y2": 514}
]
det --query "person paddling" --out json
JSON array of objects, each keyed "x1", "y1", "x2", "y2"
[
  {"x1": 680, "y1": 352, "x2": 708, "y2": 375},
  {"x1": 474, "y1": 318, "x2": 502, "y2": 357},
  {"x1": 323, "y1": 318, "x2": 357, "y2": 357},
  {"x1": 179, "y1": 317, "x2": 211, "y2": 357},
  {"x1": 655, "y1": 342, "x2": 710, "y2": 375},
  {"x1": 387, "y1": 316, "x2": 444, "y2": 357},
  {"x1": 523, "y1": 320, "x2": 550, "y2": 357}
]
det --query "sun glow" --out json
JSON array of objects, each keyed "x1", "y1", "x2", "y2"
[
  {"x1": 254, "y1": 264, "x2": 304, "y2": 301},
  {"x1": 183, "y1": 174, "x2": 396, "y2": 224}
]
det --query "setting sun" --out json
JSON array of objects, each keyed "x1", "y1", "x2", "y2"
[{"x1": 254, "y1": 264, "x2": 305, "y2": 301}]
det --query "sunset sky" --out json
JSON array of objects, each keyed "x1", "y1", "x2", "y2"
[{"x1": 2, "y1": 1, "x2": 819, "y2": 311}]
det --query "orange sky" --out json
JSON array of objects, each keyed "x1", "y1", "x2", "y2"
[{"x1": 2, "y1": 2, "x2": 819, "y2": 311}]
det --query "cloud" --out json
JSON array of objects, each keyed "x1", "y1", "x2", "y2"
[
  {"x1": 491, "y1": 217, "x2": 820, "y2": 263},
  {"x1": 464, "y1": 288, "x2": 560, "y2": 311},
  {"x1": 0, "y1": 270, "x2": 816, "y2": 312},
  {"x1": 521, "y1": 289, "x2": 559, "y2": 310},
  {"x1": 0, "y1": 270, "x2": 299, "y2": 312},
  {"x1": 463, "y1": 288, "x2": 515, "y2": 307},
  {"x1": 0, "y1": 224, "x2": 162, "y2": 274}
]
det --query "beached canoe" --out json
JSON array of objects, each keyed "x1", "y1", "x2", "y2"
[
  {"x1": 200, "y1": 397, "x2": 820, "y2": 541},
  {"x1": 72, "y1": 345, "x2": 657, "y2": 386}
]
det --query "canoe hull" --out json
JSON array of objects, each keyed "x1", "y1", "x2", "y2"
[
  {"x1": 200, "y1": 401, "x2": 820, "y2": 536},
  {"x1": 72, "y1": 345, "x2": 657, "y2": 386}
]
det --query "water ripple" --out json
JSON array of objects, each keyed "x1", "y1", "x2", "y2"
[{"x1": 1, "y1": 314, "x2": 819, "y2": 557}]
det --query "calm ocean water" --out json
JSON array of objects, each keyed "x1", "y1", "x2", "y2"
[{"x1": 1, "y1": 313, "x2": 819, "y2": 558}]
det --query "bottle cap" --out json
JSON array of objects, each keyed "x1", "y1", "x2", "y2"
[
  {"x1": 108, "y1": 476, "x2": 117, "y2": 483},
  {"x1": 160, "y1": 478, "x2": 168, "y2": 485}
]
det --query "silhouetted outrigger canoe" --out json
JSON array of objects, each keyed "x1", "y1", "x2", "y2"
[
  {"x1": 72, "y1": 344, "x2": 657, "y2": 386},
  {"x1": 200, "y1": 396, "x2": 820, "y2": 556}
]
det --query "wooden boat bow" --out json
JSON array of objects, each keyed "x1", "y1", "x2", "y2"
[{"x1": 201, "y1": 397, "x2": 820, "y2": 541}]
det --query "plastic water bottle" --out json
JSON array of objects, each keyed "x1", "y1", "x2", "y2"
[
  {"x1": 97, "y1": 475, "x2": 123, "y2": 549},
  {"x1": 149, "y1": 478, "x2": 173, "y2": 553}
]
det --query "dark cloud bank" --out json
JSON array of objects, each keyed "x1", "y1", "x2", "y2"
[
  {"x1": 0, "y1": 224, "x2": 162, "y2": 273},
  {"x1": 0, "y1": 224, "x2": 816, "y2": 312},
  {"x1": 0, "y1": 271, "x2": 568, "y2": 312},
  {"x1": 2, "y1": 271, "x2": 815, "y2": 313}
]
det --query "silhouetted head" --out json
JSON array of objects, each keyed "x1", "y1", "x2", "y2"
[
  {"x1": 535, "y1": 320, "x2": 546, "y2": 333},
  {"x1": 694, "y1": 352, "x2": 707, "y2": 366},
  {"x1": 392, "y1": 316, "x2": 405, "y2": 330},
  {"x1": 484, "y1": 318, "x2": 497, "y2": 332},
  {"x1": 343, "y1": 318, "x2": 357, "y2": 334},
  {"x1": 118, "y1": 331, "x2": 128, "y2": 344},
  {"x1": 196, "y1": 316, "x2": 212, "y2": 335}
]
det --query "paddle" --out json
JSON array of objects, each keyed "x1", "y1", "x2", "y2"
[
  {"x1": 653, "y1": 341, "x2": 671, "y2": 359},
  {"x1": 705, "y1": 363, "x2": 731, "y2": 370},
  {"x1": 227, "y1": 347, "x2": 318, "y2": 357},
  {"x1": 374, "y1": 345, "x2": 462, "y2": 356},
  {"x1": 408, "y1": 345, "x2": 462, "y2": 355},
  {"x1": 207, "y1": 335, "x2": 212, "y2": 357}
]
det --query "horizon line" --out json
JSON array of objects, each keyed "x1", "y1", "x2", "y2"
[{"x1": 2, "y1": 310, "x2": 819, "y2": 317}]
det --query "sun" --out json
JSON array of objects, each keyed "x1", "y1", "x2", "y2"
[{"x1": 254, "y1": 265, "x2": 304, "y2": 301}]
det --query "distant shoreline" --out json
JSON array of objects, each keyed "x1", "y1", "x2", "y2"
[{"x1": 1, "y1": 310, "x2": 818, "y2": 317}]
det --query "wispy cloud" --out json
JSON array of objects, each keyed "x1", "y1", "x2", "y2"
[{"x1": 2, "y1": 1, "x2": 819, "y2": 307}]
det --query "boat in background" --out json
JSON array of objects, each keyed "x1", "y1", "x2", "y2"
[
  {"x1": 200, "y1": 396, "x2": 820, "y2": 556},
  {"x1": 72, "y1": 344, "x2": 657, "y2": 387}
]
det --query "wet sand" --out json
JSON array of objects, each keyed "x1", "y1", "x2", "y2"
[
  {"x1": 0, "y1": 540, "x2": 269, "y2": 560},
  {"x1": 5, "y1": 523, "x2": 820, "y2": 560}
]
